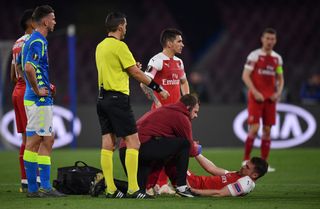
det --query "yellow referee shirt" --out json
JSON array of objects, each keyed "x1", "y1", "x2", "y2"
[{"x1": 95, "y1": 37, "x2": 136, "y2": 95}]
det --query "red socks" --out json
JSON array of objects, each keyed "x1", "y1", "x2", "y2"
[
  {"x1": 244, "y1": 135, "x2": 255, "y2": 161},
  {"x1": 156, "y1": 168, "x2": 168, "y2": 187},
  {"x1": 19, "y1": 144, "x2": 27, "y2": 181},
  {"x1": 261, "y1": 138, "x2": 271, "y2": 160}
]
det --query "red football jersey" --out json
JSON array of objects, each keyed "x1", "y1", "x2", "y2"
[
  {"x1": 244, "y1": 49, "x2": 283, "y2": 99},
  {"x1": 187, "y1": 170, "x2": 242, "y2": 190},
  {"x1": 12, "y1": 34, "x2": 29, "y2": 87},
  {"x1": 145, "y1": 52, "x2": 186, "y2": 108}
]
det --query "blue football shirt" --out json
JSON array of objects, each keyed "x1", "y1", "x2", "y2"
[{"x1": 21, "y1": 31, "x2": 53, "y2": 106}]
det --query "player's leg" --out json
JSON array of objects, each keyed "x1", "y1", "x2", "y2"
[
  {"x1": 124, "y1": 133, "x2": 141, "y2": 195},
  {"x1": 261, "y1": 100, "x2": 276, "y2": 172},
  {"x1": 244, "y1": 98, "x2": 262, "y2": 161},
  {"x1": 37, "y1": 133, "x2": 65, "y2": 197},
  {"x1": 140, "y1": 137, "x2": 193, "y2": 197},
  {"x1": 261, "y1": 125, "x2": 271, "y2": 160},
  {"x1": 107, "y1": 92, "x2": 141, "y2": 196},
  {"x1": 164, "y1": 140, "x2": 195, "y2": 197},
  {"x1": 244, "y1": 124, "x2": 260, "y2": 161},
  {"x1": 19, "y1": 133, "x2": 28, "y2": 191},
  {"x1": 96, "y1": 94, "x2": 121, "y2": 196},
  {"x1": 12, "y1": 91, "x2": 29, "y2": 191},
  {"x1": 37, "y1": 134, "x2": 54, "y2": 190},
  {"x1": 261, "y1": 100, "x2": 276, "y2": 163},
  {"x1": 23, "y1": 103, "x2": 42, "y2": 194},
  {"x1": 23, "y1": 134, "x2": 41, "y2": 193},
  {"x1": 155, "y1": 169, "x2": 174, "y2": 195},
  {"x1": 101, "y1": 133, "x2": 118, "y2": 195}
]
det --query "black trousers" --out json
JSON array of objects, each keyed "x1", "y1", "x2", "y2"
[{"x1": 119, "y1": 137, "x2": 190, "y2": 191}]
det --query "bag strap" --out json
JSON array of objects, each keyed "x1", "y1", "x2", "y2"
[{"x1": 74, "y1": 161, "x2": 88, "y2": 167}]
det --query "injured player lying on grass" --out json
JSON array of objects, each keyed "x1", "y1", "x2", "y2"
[
  {"x1": 90, "y1": 154, "x2": 268, "y2": 198},
  {"x1": 187, "y1": 154, "x2": 268, "y2": 197}
]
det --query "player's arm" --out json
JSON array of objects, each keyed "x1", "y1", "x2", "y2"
[
  {"x1": 24, "y1": 41, "x2": 48, "y2": 96},
  {"x1": 242, "y1": 68, "x2": 264, "y2": 102},
  {"x1": 180, "y1": 77, "x2": 190, "y2": 95},
  {"x1": 127, "y1": 64, "x2": 169, "y2": 100},
  {"x1": 15, "y1": 52, "x2": 25, "y2": 80},
  {"x1": 25, "y1": 63, "x2": 48, "y2": 96},
  {"x1": 191, "y1": 186, "x2": 231, "y2": 197},
  {"x1": 10, "y1": 52, "x2": 19, "y2": 83},
  {"x1": 10, "y1": 64, "x2": 17, "y2": 83},
  {"x1": 140, "y1": 82, "x2": 162, "y2": 108},
  {"x1": 270, "y1": 67, "x2": 284, "y2": 102},
  {"x1": 139, "y1": 63, "x2": 162, "y2": 107},
  {"x1": 16, "y1": 64, "x2": 25, "y2": 80},
  {"x1": 195, "y1": 154, "x2": 228, "y2": 176}
]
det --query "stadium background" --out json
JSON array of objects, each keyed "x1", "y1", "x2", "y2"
[{"x1": 0, "y1": 0, "x2": 319, "y2": 149}]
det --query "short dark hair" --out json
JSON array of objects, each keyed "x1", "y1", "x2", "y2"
[
  {"x1": 180, "y1": 94, "x2": 199, "y2": 110},
  {"x1": 160, "y1": 28, "x2": 182, "y2": 47},
  {"x1": 32, "y1": 5, "x2": 54, "y2": 23},
  {"x1": 105, "y1": 12, "x2": 126, "y2": 33},
  {"x1": 263, "y1": 27, "x2": 277, "y2": 36},
  {"x1": 251, "y1": 157, "x2": 268, "y2": 179},
  {"x1": 20, "y1": 9, "x2": 33, "y2": 31}
]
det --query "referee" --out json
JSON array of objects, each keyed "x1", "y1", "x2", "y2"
[{"x1": 95, "y1": 12, "x2": 169, "y2": 199}]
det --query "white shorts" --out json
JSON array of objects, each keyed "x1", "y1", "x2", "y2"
[{"x1": 25, "y1": 104, "x2": 53, "y2": 136}]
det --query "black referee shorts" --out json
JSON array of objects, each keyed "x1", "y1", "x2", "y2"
[{"x1": 96, "y1": 90, "x2": 137, "y2": 137}]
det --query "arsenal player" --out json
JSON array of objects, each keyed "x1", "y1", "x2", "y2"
[
  {"x1": 189, "y1": 155, "x2": 268, "y2": 197},
  {"x1": 141, "y1": 28, "x2": 190, "y2": 194},
  {"x1": 242, "y1": 28, "x2": 284, "y2": 172},
  {"x1": 10, "y1": 9, "x2": 36, "y2": 192}
]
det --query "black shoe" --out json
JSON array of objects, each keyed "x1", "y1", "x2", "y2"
[
  {"x1": 26, "y1": 191, "x2": 45, "y2": 198},
  {"x1": 20, "y1": 183, "x2": 28, "y2": 193},
  {"x1": 90, "y1": 172, "x2": 106, "y2": 197},
  {"x1": 176, "y1": 187, "x2": 196, "y2": 198},
  {"x1": 39, "y1": 188, "x2": 67, "y2": 197},
  {"x1": 105, "y1": 189, "x2": 125, "y2": 198},
  {"x1": 126, "y1": 190, "x2": 154, "y2": 199}
]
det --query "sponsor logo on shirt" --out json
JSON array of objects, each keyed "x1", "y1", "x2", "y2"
[
  {"x1": 234, "y1": 183, "x2": 242, "y2": 193},
  {"x1": 162, "y1": 73, "x2": 180, "y2": 85},
  {"x1": 258, "y1": 65, "x2": 275, "y2": 76},
  {"x1": 162, "y1": 79, "x2": 179, "y2": 85}
]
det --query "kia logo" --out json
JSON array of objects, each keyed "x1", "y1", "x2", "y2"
[
  {"x1": 233, "y1": 103, "x2": 317, "y2": 149},
  {"x1": 0, "y1": 105, "x2": 81, "y2": 148}
]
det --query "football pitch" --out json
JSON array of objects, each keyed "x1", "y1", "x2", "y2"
[{"x1": 0, "y1": 148, "x2": 319, "y2": 209}]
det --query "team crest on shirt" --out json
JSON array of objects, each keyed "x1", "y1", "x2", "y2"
[{"x1": 172, "y1": 73, "x2": 179, "y2": 80}]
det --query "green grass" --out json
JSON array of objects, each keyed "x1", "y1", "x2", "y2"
[{"x1": 1, "y1": 148, "x2": 320, "y2": 209}]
